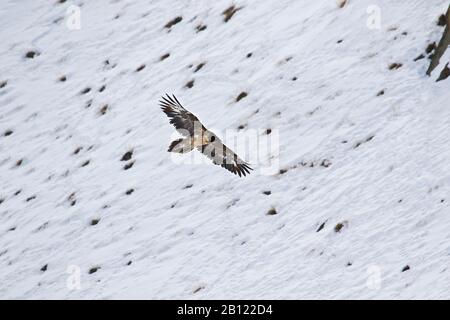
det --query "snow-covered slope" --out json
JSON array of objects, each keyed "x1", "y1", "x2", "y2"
[{"x1": 0, "y1": 0, "x2": 449, "y2": 299}]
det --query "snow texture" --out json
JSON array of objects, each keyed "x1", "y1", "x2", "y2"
[{"x1": 0, "y1": 0, "x2": 450, "y2": 299}]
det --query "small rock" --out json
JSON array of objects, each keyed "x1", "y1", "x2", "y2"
[
  {"x1": 320, "y1": 159, "x2": 331, "y2": 168},
  {"x1": 196, "y1": 24, "x2": 207, "y2": 32},
  {"x1": 80, "y1": 87, "x2": 91, "y2": 94},
  {"x1": 25, "y1": 51, "x2": 39, "y2": 59},
  {"x1": 334, "y1": 222, "x2": 346, "y2": 232},
  {"x1": 88, "y1": 267, "x2": 100, "y2": 274},
  {"x1": 99, "y1": 104, "x2": 108, "y2": 115},
  {"x1": 193, "y1": 286, "x2": 205, "y2": 294},
  {"x1": 164, "y1": 16, "x2": 182, "y2": 29},
  {"x1": 316, "y1": 222, "x2": 326, "y2": 232},
  {"x1": 73, "y1": 147, "x2": 82, "y2": 155},
  {"x1": 388, "y1": 63, "x2": 403, "y2": 70},
  {"x1": 136, "y1": 64, "x2": 146, "y2": 72},
  {"x1": 236, "y1": 91, "x2": 248, "y2": 102},
  {"x1": 124, "y1": 161, "x2": 135, "y2": 170},
  {"x1": 223, "y1": 5, "x2": 240, "y2": 23},
  {"x1": 194, "y1": 62, "x2": 205, "y2": 73},
  {"x1": 121, "y1": 151, "x2": 133, "y2": 161},
  {"x1": 337, "y1": 0, "x2": 347, "y2": 8},
  {"x1": 185, "y1": 80, "x2": 194, "y2": 88},
  {"x1": 160, "y1": 53, "x2": 170, "y2": 61}
]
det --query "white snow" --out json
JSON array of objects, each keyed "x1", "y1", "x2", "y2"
[{"x1": 0, "y1": 0, "x2": 449, "y2": 299}]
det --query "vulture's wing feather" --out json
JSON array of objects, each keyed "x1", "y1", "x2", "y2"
[
  {"x1": 197, "y1": 137, "x2": 253, "y2": 177},
  {"x1": 159, "y1": 94, "x2": 203, "y2": 136}
]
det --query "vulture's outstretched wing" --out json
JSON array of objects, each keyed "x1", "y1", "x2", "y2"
[
  {"x1": 198, "y1": 138, "x2": 253, "y2": 177},
  {"x1": 159, "y1": 94, "x2": 204, "y2": 136}
]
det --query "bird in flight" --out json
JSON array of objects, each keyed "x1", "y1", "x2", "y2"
[{"x1": 159, "y1": 94, "x2": 252, "y2": 177}]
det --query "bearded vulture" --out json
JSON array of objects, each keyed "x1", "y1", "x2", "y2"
[{"x1": 159, "y1": 94, "x2": 252, "y2": 177}]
